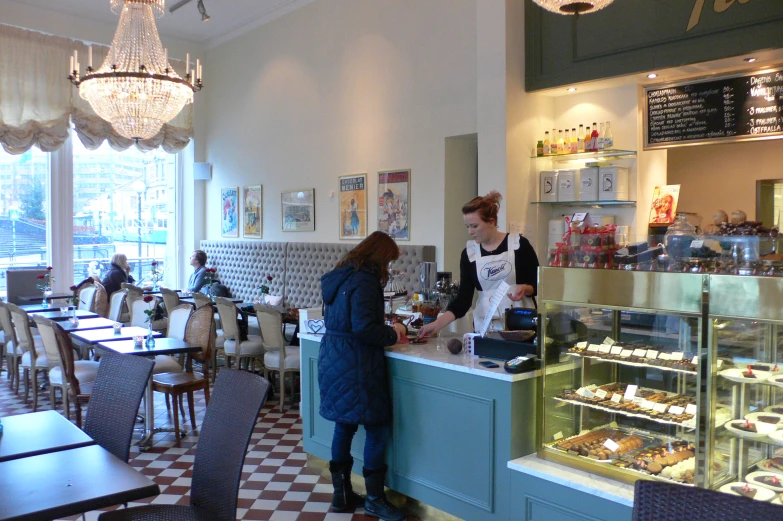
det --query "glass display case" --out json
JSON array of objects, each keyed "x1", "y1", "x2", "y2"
[{"x1": 538, "y1": 268, "x2": 783, "y2": 500}]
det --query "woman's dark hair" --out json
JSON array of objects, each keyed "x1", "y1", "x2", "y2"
[
  {"x1": 193, "y1": 250, "x2": 207, "y2": 267},
  {"x1": 462, "y1": 190, "x2": 502, "y2": 226},
  {"x1": 336, "y1": 231, "x2": 400, "y2": 286}
]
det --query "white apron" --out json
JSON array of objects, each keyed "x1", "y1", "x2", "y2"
[{"x1": 469, "y1": 234, "x2": 535, "y2": 333}]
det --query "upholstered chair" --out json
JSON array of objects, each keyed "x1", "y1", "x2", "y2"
[
  {"x1": 7, "y1": 303, "x2": 48, "y2": 410},
  {"x1": 160, "y1": 287, "x2": 181, "y2": 317},
  {"x1": 216, "y1": 297, "x2": 264, "y2": 372},
  {"x1": 108, "y1": 290, "x2": 128, "y2": 323},
  {"x1": 254, "y1": 304, "x2": 300, "y2": 411},
  {"x1": 0, "y1": 302, "x2": 21, "y2": 391}
]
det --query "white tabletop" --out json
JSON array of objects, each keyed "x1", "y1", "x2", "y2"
[{"x1": 299, "y1": 333, "x2": 539, "y2": 382}]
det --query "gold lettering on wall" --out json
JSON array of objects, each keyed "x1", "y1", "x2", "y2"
[{"x1": 688, "y1": 0, "x2": 751, "y2": 31}]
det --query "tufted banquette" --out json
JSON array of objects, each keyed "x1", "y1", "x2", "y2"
[{"x1": 200, "y1": 240, "x2": 435, "y2": 309}]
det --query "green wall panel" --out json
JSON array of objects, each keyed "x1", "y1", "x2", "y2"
[{"x1": 526, "y1": 0, "x2": 783, "y2": 91}]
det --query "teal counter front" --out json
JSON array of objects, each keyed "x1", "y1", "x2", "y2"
[{"x1": 300, "y1": 333, "x2": 539, "y2": 521}]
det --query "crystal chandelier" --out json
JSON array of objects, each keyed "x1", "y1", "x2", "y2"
[
  {"x1": 68, "y1": 0, "x2": 203, "y2": 141},
  {"x1": 532, "y1": 0, "x2": 614, "y2": 15}
]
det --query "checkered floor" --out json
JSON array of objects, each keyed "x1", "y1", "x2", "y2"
[{"x1": 0, "y1": 365, "x2": 417, "y2": 521}]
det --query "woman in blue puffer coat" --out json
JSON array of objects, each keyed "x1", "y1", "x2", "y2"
[{"x1": 319, "y1": 231, "x2": 406, "y2": 521}]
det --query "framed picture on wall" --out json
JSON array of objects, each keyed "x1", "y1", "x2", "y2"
[
  {"x1": 221, "y1": 187, "x2": 239, "y2": 237},
  {"x1": 377, "y1": 169, "x2": 410, "y2": 241},
  {"x1": 338, "y1": 174, "x2": 367, "y2": 240},
  {"x1": 649, "y1": 185, "x2": 681, "y2": 226},
  {"x1": 281, "y1": 188, "x2": 315, "y2": 232},
  {"x1": 243, "y1": 185, "x2": 263, "y2": 238}
]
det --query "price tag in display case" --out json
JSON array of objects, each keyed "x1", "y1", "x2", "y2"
[
  {"x1": 620, "y1": 350, "x2": 633, "y2": 358},
  {"x1": 717, "y1": 359, "x2": 724, "y2": 369},
  {"x1": 598, "y1": 345, "x2": 612, "y2": 354},
  {"x1": 647, "y1": 350, "x2": 659, "y2": 360},
  {"x1": 603, "y1": 438, "x2": 620, "y2": 452},
  {"x1": 624, "y1": 385, "x2": 638, "y2": 401},
  {"x1": 669, "y1": 405, "x2": 685, "y2": 415},
  {"x1": 603, "y1": 337, "x2": 616, "y2": 346},
  {"x1": 553, "y1": 431, "x2": 563, "y2": 441},
  {"x1": 572, "y1": 212, "x2": 589, "y2": 224},
  {"x1": 632, "y1": 348, "x2": 648, "y2": 358},
  {"x1": 685, "y1": 404, "x2": 697, "y2": 415},
  {"x1": 658, "y1": 353, "x2": 671, "y2": 361},
  {"x1": 692, "y1": 356, "x2": 699, "y2": 365},
  {"x1": 595, "y1": 389, "x2": 608, "y2": 399},
  {"x1": 611, "y1": 393, "x2": 623, "y2": 404},
  {"x1": 671, "y1": 352, "x2": 684, "y2": 361},
  {"x1": 653, "y1": 403, "x2": 669, "y2": 413},
  {"x1": 587, "y1": 344, "x2": 601, "y2": 352},
  {"x1": 641, "y1": 400, "x2": 655, "y2": 410},
  {"x1": 576, "y1": 341, "x2": 588, "y2": 349},
  {"x1": 690, "y1": 240, "x2": 704, "y2": 249},
  {"x1": 610, "y1": 345, "x2": 623, "y2": 355}
]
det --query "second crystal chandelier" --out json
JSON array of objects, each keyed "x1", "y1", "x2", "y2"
[{"x1": 532, "y1": 0, "x2": 614, "y2": 15}]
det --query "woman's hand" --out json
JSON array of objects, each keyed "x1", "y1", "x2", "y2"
[
  {"x1": 507, "y1": 284, "x2": 532, "y2": 302},
  {"x1": 392, "y1": 322, "x2": 408, "y2": 343},
  {"x1": 417, "y1": 321, "x2": 439, "y2": 340}
]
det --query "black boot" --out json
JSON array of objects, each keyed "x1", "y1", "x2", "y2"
[
  {"x1": 363, "y1": 466, "x2": 405, "y2": 521},
  {"x1": 329, "y1": 460, "x2": 364, "y2": 512}
]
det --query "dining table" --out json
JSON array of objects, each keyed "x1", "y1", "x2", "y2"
[
  {"x1": 55, "y1": 317, "x2": 117, "y2": 333},
  {"x1": 28, "y1": 309, "x2": 99, "y2": 322},
  {"x1": 95, "y1": 338, "x2": 201, "y2": 448},
  {"x1": 0, "y1": 445, "x2": 159, "y2": 521},
  {"x1": 0, "y1": 410, "x2": 95, "y2": 463},
  {"x1": 17, "y1": 292, "x2": 72, "y2": 303},
  {"x1": 70, "y1": 326, "x2": 162, "y2": 345}
]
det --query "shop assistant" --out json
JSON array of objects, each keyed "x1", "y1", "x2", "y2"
[{"x1": 418, "y1": 191, "x2": 539, "y2": 338}]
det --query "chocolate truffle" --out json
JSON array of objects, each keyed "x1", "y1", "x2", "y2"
[{"x1": 447, "y1": 338, "x2": 463, "y2": 354}]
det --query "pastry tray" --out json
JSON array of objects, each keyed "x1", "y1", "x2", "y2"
[
  {"x1": 555, "y1": 384, "x2": 695, "y2": 429},
  {"x1": 565, "y1": 350, "x2": 697, "y2": 375},
  {"x1": 545, "y1": 424, "x2": 696, "y2": 485}
]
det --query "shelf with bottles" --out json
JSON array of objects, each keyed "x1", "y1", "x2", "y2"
[
  {"x1": 536, "y1": 122, "x2": 621, "y2": 158},
  {"x1": 530, "y1": 149, "x2": 637, "y2": 162}
]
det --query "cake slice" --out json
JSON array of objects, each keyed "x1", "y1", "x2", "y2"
[
  {"x1": 754, "y1": 475, "x2": 782, "y2": 488},
  {"x1": 734, "y1": 421, "x2": 758, "y2": 433},
  {"x1": 731, "y1": 484, "x2": 757, "y2": 499},
  {"x1": 757, "y1": 416, "x2": 780, "y2": 424}
]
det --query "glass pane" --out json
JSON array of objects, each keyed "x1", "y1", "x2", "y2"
[
  {"x1": 72, "y1": 139, "x2": 176, "y2": 291},
  {"x1": 0, "y1": 148, "x2": 51, "y2": 298}
]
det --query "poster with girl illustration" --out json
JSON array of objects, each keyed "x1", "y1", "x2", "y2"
[
  {"x1": 339, "y1": 174, "x2": 367, "y2": 240},
  {"x1": 377, "y1": 169, "x2": 410, "y2": 241},
  {"x1": 221, "y1": 187, "x2": 239, "y2": 237}
]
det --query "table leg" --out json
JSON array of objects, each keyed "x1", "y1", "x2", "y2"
[{"x1": 137, "y1": 378, "x2": 156, "y2": 449}]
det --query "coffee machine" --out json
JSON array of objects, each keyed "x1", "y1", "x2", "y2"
[{"x1": 418, "y1": 262, "x2": 437, "y2": 300}]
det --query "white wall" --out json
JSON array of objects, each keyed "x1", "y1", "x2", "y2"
[
  {"x1": 444, "y1": 135, "x2": 477, "y2": 277},
  {"x1": 202, "y1": 0, "x2": 477, "y2": 268}
]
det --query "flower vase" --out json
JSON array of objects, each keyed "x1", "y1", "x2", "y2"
[
  {"x1": 42, "y1": 296, "x2": 48, "y2": 307},
  {"x1": 145, "y1": 322, "x2": 155, "y2": 348}
]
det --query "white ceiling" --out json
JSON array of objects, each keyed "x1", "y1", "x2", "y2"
[{"x1": 7, "y1": 0, "x2": 314, "y2": 48}]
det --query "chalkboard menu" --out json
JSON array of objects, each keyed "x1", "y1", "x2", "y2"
[{"x1": 645, "y1": 68, "x2": 783, "y2": 149}]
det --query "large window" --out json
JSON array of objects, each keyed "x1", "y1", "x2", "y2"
[
  {"x1": 72, "y1": 139, "x2": 177, "y2": 288},
  {"x1": 0, "y1": 149, "x2": 50, "y2": 294}
]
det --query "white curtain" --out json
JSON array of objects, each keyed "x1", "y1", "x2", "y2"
[{"x1": 0, "y1": 24, "x2": 193, "y2": 155}]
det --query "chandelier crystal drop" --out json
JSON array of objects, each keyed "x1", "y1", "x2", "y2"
[
  {"x1": 69, "y1": 0, "x2": 202, "y2": 141},
  {"x1": 532, "y1": 0, "x2": 614, "y2": 15}
]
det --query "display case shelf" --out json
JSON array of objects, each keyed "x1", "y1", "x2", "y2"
[
  {"x1": 553, "y1": 397, "x2": 696, "y2": 429},
  {"x1": 564, "y1": 352, "x2": 697, "y2": 376},
  {"x1": 530, "y1": 200, "x2": 636, "y2": 208},
  {"x1": 530, "y1": 149, "x2": 637, "y2": 161}
]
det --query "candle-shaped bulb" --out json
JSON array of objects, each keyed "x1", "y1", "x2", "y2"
[
  {"x1": 186, "y1": 53, "x2": 190, "y2": 75},
  {"x1": 88, "y1": 46, "x2": 93, "y2": 68},
  {"x1": 70, "y1": 56, "x2": 74, "y2": 73},
  {"x1": 196, "y1": 59, "x2": 200, "y2": 80},
  {"x1": 163, "y1": 48, "x2": 168, "y2": 71}
]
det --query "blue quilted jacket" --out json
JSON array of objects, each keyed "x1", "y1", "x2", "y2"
[{"x1": 318, "y1": 265, "x2": 398, "y2": 425}]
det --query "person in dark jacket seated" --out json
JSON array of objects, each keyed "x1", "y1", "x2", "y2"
[
  {"x1": 101, "y1": 253, "x2": 135, "y2": 297},
  {"x1": 187, "y1": 250, "x2": 209, "y2": 293},
  {"x1": 318, "y1": 231, "x2": 407, "y2": 521}
]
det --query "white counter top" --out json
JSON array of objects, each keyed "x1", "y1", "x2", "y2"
[
  {"x1": 507, "y1": 454, "x2": 634, "y2": 507},
  {"x1": 299, "y1": 333, "x2": 539, "y2": 382}
]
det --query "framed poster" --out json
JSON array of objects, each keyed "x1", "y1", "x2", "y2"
[
  {"x1": 649, "y1": 185, "x2": 681, "y2": 225},
  {"x1": 243, "y1": 185, "x2": 263, "y2": 238},
  {"x1": 377, "y1": 169, "x2": 410, "y2": 241},
  {"x1": 338, "y1": 174, "x2": 367, "y2": 240},
  {"x1": 281, "y1": 188, "x2": 315, "y2": 232},
  {"x1": 221, "y1": 187, "x2": 239, "y2": 237}
]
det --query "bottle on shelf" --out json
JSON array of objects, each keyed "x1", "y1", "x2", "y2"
[
  {"x1": 577, "y1": 124, "x2": 585, "y2": 152},
  {"x1": 590, "y1": 122, "x2": 599, "y2": 152},
  {"x1": 563, "y1": 129, "x2": 570, "y2": 154},
  {"x1": 597, "y1": 122, "x2": 605, "y2": 150},
  {"x1": 543, "y1": 131, "x2": 551, "y2": 156},
  {"x1": 584, "y1": 124, "x2": 593, "y2": 152},
  {"x1": 557, "y1": 130, "x2": 565, "y2": 155},
  {"x1": 536, "y1": 137, "x2": 544, "y2": 157},
  {"x1": 551, "y1": 128, "x2": 558, "y2": 155},
  {"x1": 604, "y1": 121, "x2": 614, "y2": 149},
  {"x1": 570, "y1": 127, "x2": 578, "y2": 154}
]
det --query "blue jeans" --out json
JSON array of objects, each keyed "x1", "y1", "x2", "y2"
[{"x1": 332, "y1": 422, "x2": 387, "y2": 471}]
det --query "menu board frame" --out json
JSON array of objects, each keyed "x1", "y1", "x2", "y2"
[{"x1": 644, "y1": 66, "x2": 783, "y2": 150}]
